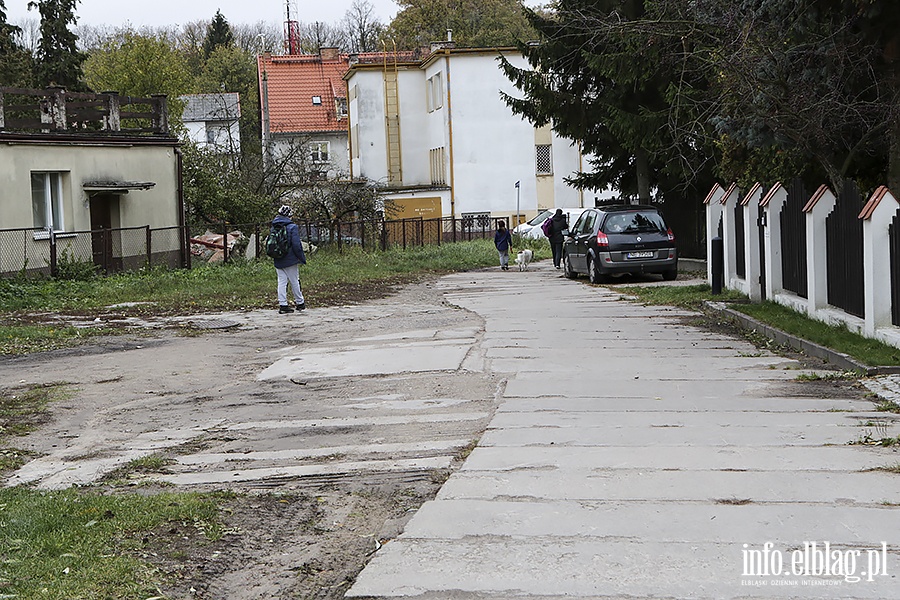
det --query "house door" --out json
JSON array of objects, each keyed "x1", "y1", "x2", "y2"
[{"x1": 90, "y1": 194, "x2": 118, "y2": 272}]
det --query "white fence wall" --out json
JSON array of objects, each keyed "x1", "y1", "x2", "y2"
[{"x1": 707, "y1": 182, "x2": 900, "y2": 351}]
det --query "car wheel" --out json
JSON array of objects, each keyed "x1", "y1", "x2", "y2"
[
  {"x1": 662, "y1": 269, "x2": 677, "y2": 281},
  {"x1": 587, "y1": 255, "x2": 604, "y2": 284},
  {"x1": 563, "y1": 253, "x2": 577, "y2": 279}
]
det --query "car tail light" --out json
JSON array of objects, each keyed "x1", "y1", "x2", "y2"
[
  {"x1": 667, "y1": 228, "x2": 675, "y2": 242},
  {"x1": 597, "y1": 231, "x2": 609, "y2": 248}
]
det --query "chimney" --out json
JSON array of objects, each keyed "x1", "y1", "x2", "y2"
[
  {"x1": 320, "y1": 47, "x2": 340, "y2": 61},
  {"x1": 447, "y1": 29, "x2": 452, "y2": 42}
]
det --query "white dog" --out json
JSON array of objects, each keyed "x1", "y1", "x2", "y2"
[{"x1": 515, "y1": 249, "x2": 533, "y2": 271}]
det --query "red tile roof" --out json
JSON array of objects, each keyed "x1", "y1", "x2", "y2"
[
  {"x1": 258, "y1": 52, "x2": 350, "y2": 134},
  {"x1": 258, "y1": 49, "x2": 428, "y2": 135}
]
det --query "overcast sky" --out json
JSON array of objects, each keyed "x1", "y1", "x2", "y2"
[{"x1": 4, "y1": 0, "x2": 400, "y2": 28}]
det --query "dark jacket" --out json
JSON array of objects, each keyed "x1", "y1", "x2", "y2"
[
  {"x1": 494, "y1": 228, "x2": 512, "y2": 252},
  {"x1": 271, "y1": 215, "x2": 307, "y2": 269},
  {"x1": 548, "y1": 214, "x2": 568, "y2": 244}
]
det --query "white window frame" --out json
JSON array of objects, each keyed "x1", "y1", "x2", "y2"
[
  {"x1": 335, "y1": 97, "x2": 348, "y2": 119},
  {"x1": 426, "y1": 73, "x2": 443, "y2": 113},
  {"x1": 31, "y1": 171, "x2": 65, "y2": 234},
  {"x1": 431, "y1": 73, "x2": 443, "y2": 111},
  {"x1": 310, "y1": 141, "x2": 330, "y2": 163}
]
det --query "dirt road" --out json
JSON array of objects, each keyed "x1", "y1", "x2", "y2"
[{"x1": 2, "y1": 276, "x2": 501, "y2": 598}]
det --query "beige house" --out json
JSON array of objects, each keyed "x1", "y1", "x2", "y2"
[{"x1": 0, "y1": 87, "x2": 185, "y2": 275}]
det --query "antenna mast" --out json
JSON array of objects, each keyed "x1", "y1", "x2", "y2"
[{"x1": 284, "y1": 0, "x2": 300, "y2": 55}]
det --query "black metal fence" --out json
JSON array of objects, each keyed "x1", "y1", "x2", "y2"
[
  {"x1": 0, "y1": 225, "x2": 186, "y2": 278},
  {"x1": 1, "y1": 214, "x2": 508, "y2": 279},
  {"x1": 780, "y1": 178, "x2": 809, "y2": 298},
  {"x1": 734, "y1": 197, "x2": 746, "y2": 279},
  {"x1": 825, "y1": 180, "x2": 865, "y2": 318},
  {"x1": 891, "y1": 208, "x2": 900, "y2": 327}
]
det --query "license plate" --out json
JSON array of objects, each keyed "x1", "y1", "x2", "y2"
[{"x1": 626, "y1": 251, "x2": 654, "y2": 259}]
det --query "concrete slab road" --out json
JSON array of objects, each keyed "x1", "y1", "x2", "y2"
[{"x1": 347, "y1": 263, "x2": 900, "y2": 599}]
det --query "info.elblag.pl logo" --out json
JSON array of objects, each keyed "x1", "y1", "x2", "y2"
[{"x1": 741, "y1": 542, "x2": 890, "y2": 586}]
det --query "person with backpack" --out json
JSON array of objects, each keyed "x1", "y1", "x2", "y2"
[
  {"x1": 494, "y1": 219, "x2": 513, "y2": 270},
  {"x1": 546, "y1": 208, "x2": 569, "y2": 269},
  {"x1": 268, "y1": 205, "x2": 306, "y2": 313}
]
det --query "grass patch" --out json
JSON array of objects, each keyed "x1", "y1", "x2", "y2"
[
  {"x1": 0, "y1": 324, "x2": 112, "y2": 356},
  {"x1": 103, "y1": 455, "x2": 177, "y2": 484},
  {"x1": 0, "y1": 487, "x2": 222, "y2": 598},
  {"x1": 0, "y1": 383, "x2": 67, "y2": 476},
  {"x1": 621, "y1": 284, "x2": 900, "y2": 367},
  {"x1": 734, "y1": 302, "x2": 900, "y2": 367},
  {"x1": 866, "y1": 464, "x2": 900, "y2": 474},
  {"x1": 0, "y1": 384, "x2": 66, "y2": 438},
  {"x1": 875, "y1": 399, "x2": 900, "y2": 413},
  {"x1": 795, "y1": 371, "x2": 859, "y2": 382},
  {"x1": 455, "y1": 439, "x2": 479, "y2": 462},
  {"x1": 618, "y1": 284, "x2": 747, "y2": 311},
  {"x1": 0, "y1": 240, "x2": 550, "y2": 355}
]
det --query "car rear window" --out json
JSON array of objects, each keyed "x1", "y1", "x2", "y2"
[{"x1": 602, "y1": 211, "x2": 666, "y2": 234}]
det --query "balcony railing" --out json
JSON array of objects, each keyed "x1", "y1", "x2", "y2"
[{"x1": 0, "y1": 87, "x2": 169, "y2": 136}]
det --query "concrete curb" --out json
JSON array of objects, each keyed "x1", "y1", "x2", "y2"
[
  {"x1": 679, "y1": 257, "x2": 707, "y2": 272},
  {"x1": 704, "y1": 301, "x2": 900, "y2": 376}
]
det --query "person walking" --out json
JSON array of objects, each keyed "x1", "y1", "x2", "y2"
[
  {"x1": 271, "y1": 205, "x2": 307, "y2": 313},
  {"x1": 494, "y1": 220, "x2": 513, "y2": 271},
  {"x1": 547, "y1": 208, "x2": 568, "y2": 269}
]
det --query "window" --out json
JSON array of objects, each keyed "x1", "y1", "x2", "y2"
[
  {"x1": 310, "y1": 141, "x2": 330, "y2": 163},
  {"x1": 432, "y1": 73, "x2": 443, "y2": 110},
  {"x1": 426, "y1": 73, "x2": 443, "y2": 112},
  {"x1": 580, "y1": 211, "x2": 596, "y2": 234},
  {"x1": 429, "y1": 147, "x2": 446, "y2": 185},
  {"x1": 31, "y1": 172, "x2": 64, "y2": 232},
  {"x1": 335, "y1": 97, "x2": 348, "y2": 119},
  {"x1": 535, "y1": 144, "x2": 553, "y2": 175},
  {"x1": 312, "y1": 95, "x2": 322, "y2": 105}
]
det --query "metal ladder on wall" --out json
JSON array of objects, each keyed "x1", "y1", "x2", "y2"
[{"x1": 382, "y1": 43, "x2": 402, "y2": 185}]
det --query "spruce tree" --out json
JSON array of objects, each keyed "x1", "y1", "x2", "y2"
[
  {"x1": 29, "y1": 0, "x2": 85, "y2": 89},
  {"x1": 202, "y1": 10, "x2": 234, "y2": 60},
  {"x1": 500, "y1": 0, "x2": 704, "y2": 202},
  {"x1": 0, "y1": 0, "x2": 34, "y2": 87}
]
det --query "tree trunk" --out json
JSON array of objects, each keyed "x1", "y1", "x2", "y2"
[
  {"x1": 884, "y1": 35, "x2": 900, "y2": 193},
  {"x1": 635, "y1": 148, "x2": 651, "y2": 204}
]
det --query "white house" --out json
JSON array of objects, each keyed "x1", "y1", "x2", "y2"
[
  {"x1": 345, "y1": 43, "x2": 587, "y2": 222},
  {"x1": 180, "y1": 93, "x2": 241, "y2": 153}
]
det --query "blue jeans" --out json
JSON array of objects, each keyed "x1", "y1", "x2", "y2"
[{"x1": 498, "y1": 249, "x2": 510, "y2": 268}]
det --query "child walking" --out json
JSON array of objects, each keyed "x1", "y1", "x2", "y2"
[{"x1": 494, "y1": 220, "x2": 513, "y2": 271}]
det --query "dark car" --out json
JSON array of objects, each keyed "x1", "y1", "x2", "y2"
[{"x1": 562, "y1": 205, "x2": 677, "y2": 283}]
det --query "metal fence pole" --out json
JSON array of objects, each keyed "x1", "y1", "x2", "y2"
[
  {"x1": 711, "y1": 236, "x2": 724, "y2": 295},
  {"x1": 145, "y1": 225, "x2": 152, "y2": 268},
  {"x1": 222, "y1": 223, "x2": 229, "y2": 263},
  {"x1": 49, "y1": 228, "x2": 58, "y2": 277},
  {"x1": 185, "y1": 225, "x2": 192, "y2": 269},
  {"x1": 103, "y1": 228, "x2": 111, "y2": 273}
]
